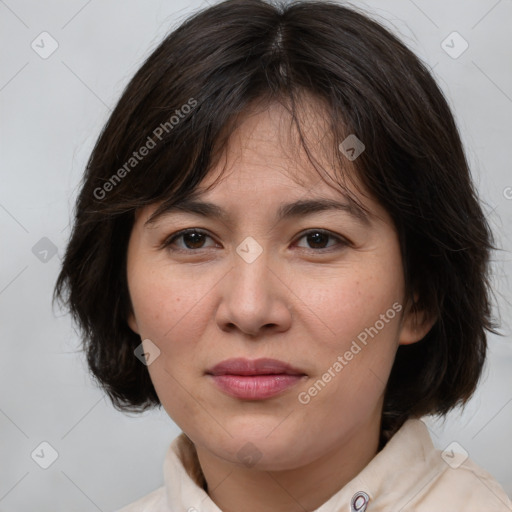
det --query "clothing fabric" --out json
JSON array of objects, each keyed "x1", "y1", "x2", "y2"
[{"x1": 115, "y1": 418, "x2": 512, "y2": 512}]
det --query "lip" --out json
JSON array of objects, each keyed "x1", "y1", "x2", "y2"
[
  {"x1": 206, "y1": 357, "x2": 306, "y2": 376},
  {"x1": 206, "y1": 358, "x2": 307, "y2": 400}
]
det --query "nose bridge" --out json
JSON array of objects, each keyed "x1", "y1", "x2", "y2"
[
  {"x1": 231, "y1": 234, "x2": 273, "y2": 297},
  {"x1": 235, "y1": 235, "x2": 266, "y2": 267},
  {"x1": 215, "y1": 234, "x2": 290, "y2": 334}
]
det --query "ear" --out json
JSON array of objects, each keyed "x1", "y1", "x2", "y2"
[
  {"x1": 398, "y1": 294, "x2": 437, "y2": 346},
  {"x1": 127, "y1": 310, "x2": 140, "y2": 335}
]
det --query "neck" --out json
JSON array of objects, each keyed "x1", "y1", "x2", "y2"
[{"x1": 193, "y1": 414, "x2": 381, "y2": 512}]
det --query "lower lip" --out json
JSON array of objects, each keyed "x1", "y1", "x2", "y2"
[{"x1": 209, "y1": 374, "x2": 305, "y2": 399}]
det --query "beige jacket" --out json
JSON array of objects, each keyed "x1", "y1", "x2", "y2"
[{"x1": 116, "y1": 418, "x2": 512, "y2": 511}]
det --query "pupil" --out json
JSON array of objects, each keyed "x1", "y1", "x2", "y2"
[
  {"x1": 308, "y1": 232, "x2": 327, "y2": 248},
  {"x1": 185, "y1": 232, "x2": 204, "y2": 248}
]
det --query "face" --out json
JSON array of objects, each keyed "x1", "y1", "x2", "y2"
[{"x1": 126, "y1": 99, "x2": 429, "y2": 471}]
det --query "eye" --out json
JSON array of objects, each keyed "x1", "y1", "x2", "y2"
[
  {"x1": 294, "y1": 229, "x2": 349, "y2": 251},
  {"x1": 160, "y1": 228, "x2": 350, "y2": 253},
  {"x1": 161, "y1": 229, "x2": 217, "y2": 251}
]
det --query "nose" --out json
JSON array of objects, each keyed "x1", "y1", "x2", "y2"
[{"x1": 214, "y1": 243, "x2": 292, "y2": 337}]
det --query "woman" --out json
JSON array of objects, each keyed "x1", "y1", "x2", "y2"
[{"x1": 53, "y1": 0, "x2": 512, "y2": 510}]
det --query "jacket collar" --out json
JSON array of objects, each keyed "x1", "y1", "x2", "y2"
[{"x1": 163, "y1": 418, "x2": 435, "y2": 512}]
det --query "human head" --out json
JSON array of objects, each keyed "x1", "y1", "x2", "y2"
[{"x1": 53, "y1": 0, "x2": 498, "y2": 447}]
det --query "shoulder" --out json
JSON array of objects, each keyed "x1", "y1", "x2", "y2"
[
  {"x1": 389, "y1": 419, "x2": 512, "y2": 511},
  {"x1": 114, "y1": 485, "x2": 166, "y2": 512},
  {"x1": 415, "y1": 455, "x2": 512, "y2": 512},
  {"x1": 360, "y1": 419, "x2": 512, "y2": 511}
]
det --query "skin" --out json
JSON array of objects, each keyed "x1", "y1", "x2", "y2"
[{"x1": 126, "y1": 98, "x2": 435, "y2": 512}]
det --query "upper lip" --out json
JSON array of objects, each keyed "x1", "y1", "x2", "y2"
[{"x1": 206, "y1": 357, "x2": 306, "y2": 376}]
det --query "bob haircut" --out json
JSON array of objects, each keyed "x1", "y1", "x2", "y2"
[{"x1": 54, "y1": 0, "x2": 499, "y2": 444}]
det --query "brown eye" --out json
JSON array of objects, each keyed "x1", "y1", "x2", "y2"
[
  {"x1": 295, "y1": 230, "x2": 348, "y2": 251},
  {"x1": 161, "y1": 228, "x2": 349, "y2": 254},
  {"x1": 162, "y1": 229, "x2": 216, "y2": 251}
]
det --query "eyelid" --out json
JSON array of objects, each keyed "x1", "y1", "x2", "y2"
[
  {"x1": 159, "y1": 228, "x2": 217, "y2": 251},
  {"x1": 294, "y1": 228, "x2": 351, "y2": 249},
  {"x1": 159, "y1": 227, "x2": 352, "y2": 253}
]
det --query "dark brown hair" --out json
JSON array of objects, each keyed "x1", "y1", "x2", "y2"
[{"x1": 53, "y1": 0, "x2": 500, "y2": 443}]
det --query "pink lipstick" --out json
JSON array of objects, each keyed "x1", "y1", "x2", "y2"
[{"x1": 206, "y1": 357, "x2": 307, "y2": 400}]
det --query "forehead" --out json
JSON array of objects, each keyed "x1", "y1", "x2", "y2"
[
  {"x1": 206, "y1": 96, "x2": 341, "y2": 187},
  {"x1": 134, "y1": 97, "x2": 384, "y2": 226}
]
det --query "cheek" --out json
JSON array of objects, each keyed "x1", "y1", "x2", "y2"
[
  {"x1": 127, "y1": 263, "x2": 217, "y2": 428},
  {"x1": 295, "y1": 291, "x2": 401, "y2": 435},
  {"x1": 307, "y1": 263, "x2": 402, "y2": 351},
  {"x1": 298, "y1": 257, "x2": 403, "y2": 403},
  {"x1": 128, "y1": 261, "x2": 217, "y2": 343}
]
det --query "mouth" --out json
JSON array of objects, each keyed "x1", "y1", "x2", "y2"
[
  {"x1": 205, "y1": 358, "x2": 307, "y2": 400},
  {"x1": 205, "y1": 357, "x2": 307, "y2": 377}
]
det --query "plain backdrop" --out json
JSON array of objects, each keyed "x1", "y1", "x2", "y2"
[{"x1": 1, "y1": 0, "x2": 511, "y2": 510}]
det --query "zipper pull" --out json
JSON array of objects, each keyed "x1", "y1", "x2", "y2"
[{"x1": 350, "y1": 491, "x2": 370, "y2": 512}]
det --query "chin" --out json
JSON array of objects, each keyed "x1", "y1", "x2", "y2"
[{"x1": 210, "y1": 433, "x2": 310, "y2": 471}]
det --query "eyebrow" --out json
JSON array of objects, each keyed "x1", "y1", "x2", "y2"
[{"x1": 144, "y1": 195, "x2": 372, "y2": 228}]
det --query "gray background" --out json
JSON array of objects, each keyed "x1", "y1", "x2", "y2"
[{"x1": 1, "y1": 0, "x2": 511, "y2": 510}]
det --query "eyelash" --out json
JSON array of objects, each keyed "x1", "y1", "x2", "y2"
[{"x1": 160, "y1": 228, "x2": 350, "y2": 254}]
